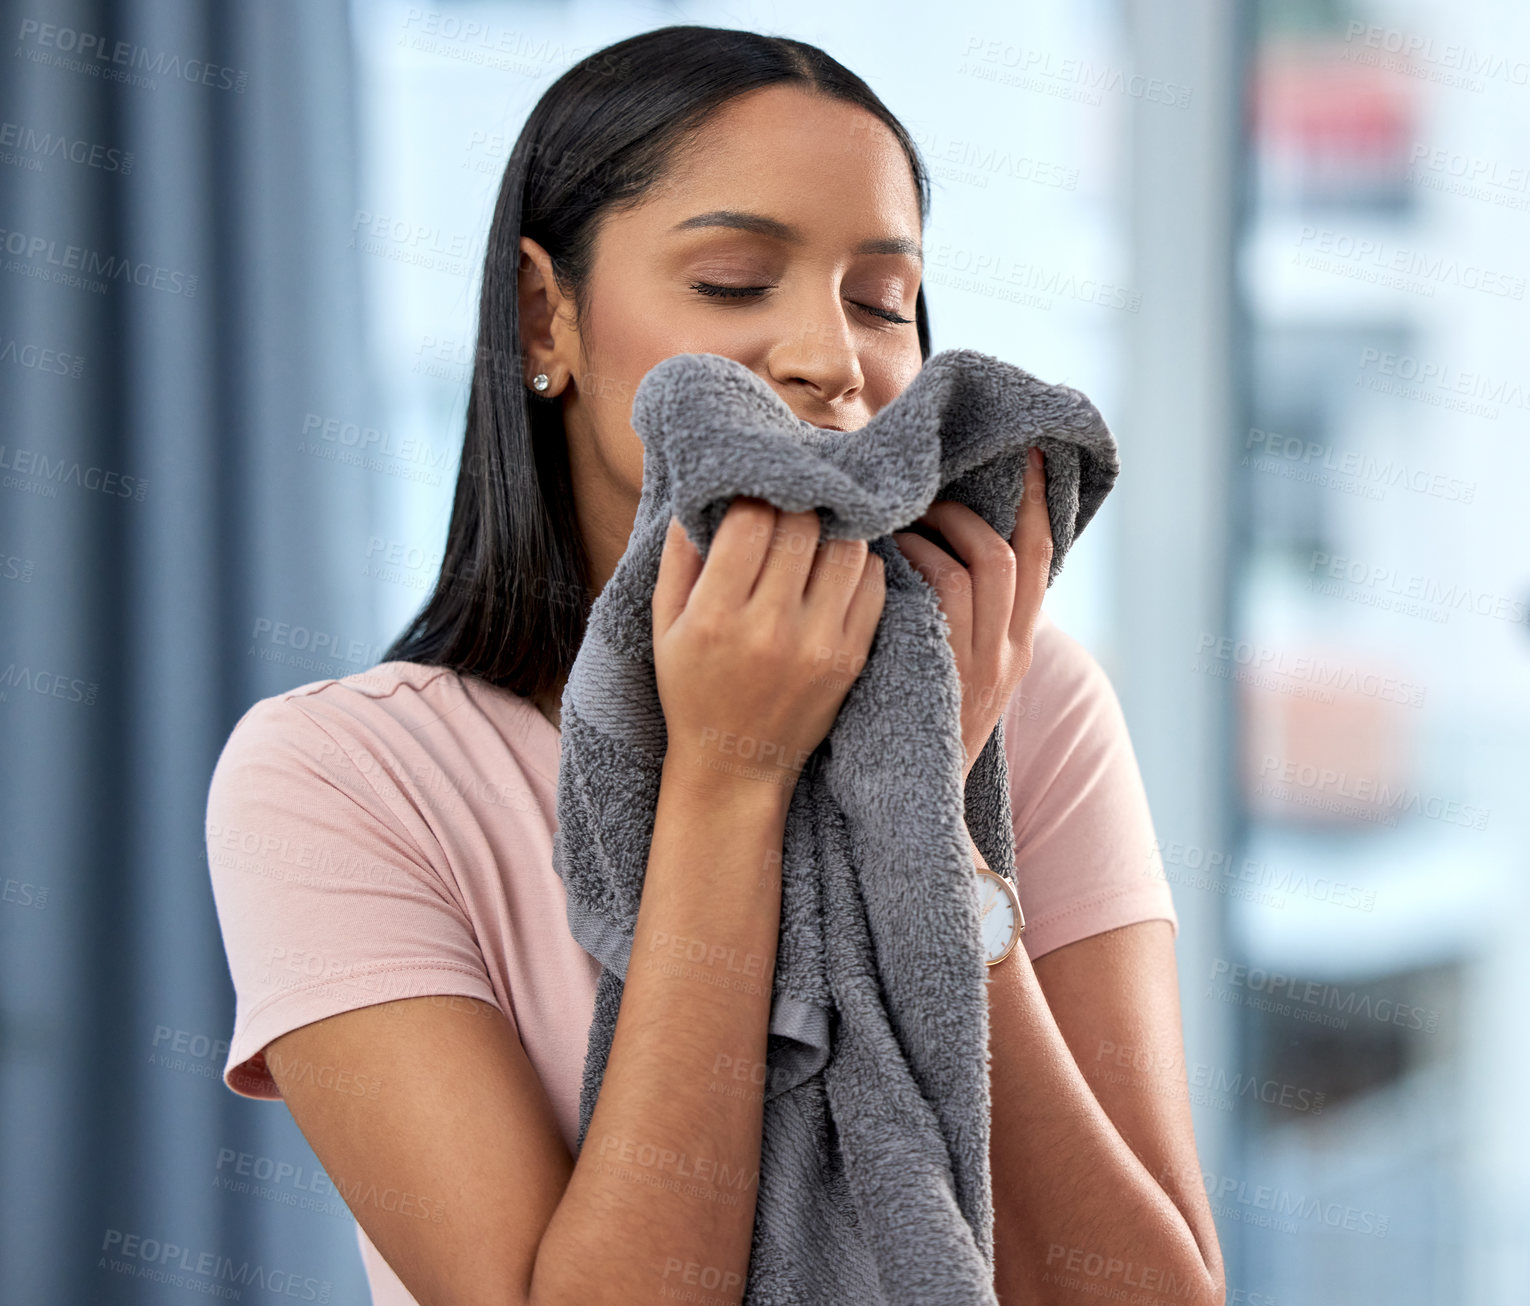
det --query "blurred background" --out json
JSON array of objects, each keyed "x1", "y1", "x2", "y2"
[{"x1": 2, "y1": 0, "x2": 1526, "y2": 1301}]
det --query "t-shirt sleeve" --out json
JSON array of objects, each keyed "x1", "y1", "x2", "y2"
[
  {"x1": 1003, "y1": 614, "x2": 1179, "y2": 962},
  {"x1": 205, "y1": 693, "x2": 502, "y2": 1100}
]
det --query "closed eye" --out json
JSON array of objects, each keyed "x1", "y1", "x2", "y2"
[{"x1": 688, "y1": 281, "x2": 913, "y2": 325}]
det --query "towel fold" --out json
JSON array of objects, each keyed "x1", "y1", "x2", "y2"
[{"x1": 551, "y1": 348, "x2": 1119, "y2": 1305}]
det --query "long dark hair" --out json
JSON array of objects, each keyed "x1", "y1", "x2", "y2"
[{"x1": 382, "y1": 25, "x2": 933, "y2": 701}]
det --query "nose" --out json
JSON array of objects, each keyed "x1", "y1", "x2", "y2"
[{"x1": 765, "y1": 297, "x2": 865, "y2": 414}]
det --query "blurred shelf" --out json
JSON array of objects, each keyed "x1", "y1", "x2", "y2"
[
  {"x1": 1240, "y1": 209, "x2": 1443, "y2": 328},
  {"x1": 1230, "y1": 818, "x2": 1508, "y2": 980}
]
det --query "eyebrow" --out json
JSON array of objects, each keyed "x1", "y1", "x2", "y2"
[{"x1": 670, "y1": 209, "x2": 923, "y2": 264}]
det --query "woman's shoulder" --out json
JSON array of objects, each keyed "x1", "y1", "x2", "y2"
[
  {"x1": 1005, "y1": 609, "x2": 1126, "y2": 745},
  {"x1": 209, "y1": 660, "x2": 557, "y2": 821},
  {"x1": 219, "y1": 660, "x2": 546, "y2": 762},
  {"x1": 1000, "y1": 610, "x2": 1177, "y2": 958},
  {"x1": 211, "y1": 661, "x2": 453, "y2": 788},
  {"x1": 204, "y1": 661, "x2": 516, "y2": 1100},
  {"x1": 224, "y1": 659, "x2": 466, "y2": 735}
]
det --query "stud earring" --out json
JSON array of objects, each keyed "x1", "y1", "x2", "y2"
[{"x1": 531, "y1": 373, "x2": 550, "y2": 393}]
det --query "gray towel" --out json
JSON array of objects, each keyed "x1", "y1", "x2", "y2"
[{"x1": 551, "y1": 348, "x2": 1119, "y2": 1305}]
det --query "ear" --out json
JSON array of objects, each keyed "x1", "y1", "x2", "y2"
[{"x1": 516, "y1": 236, "x2": 576, "y2": 391}]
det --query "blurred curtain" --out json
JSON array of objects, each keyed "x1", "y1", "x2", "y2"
[{"x1": 0, "y1": 1, "x2": 375, "y2": 1299}]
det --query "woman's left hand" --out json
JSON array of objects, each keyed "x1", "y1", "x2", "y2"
[{"x1": 891, "y1": 446, "x2": 1051, "y2": 784}]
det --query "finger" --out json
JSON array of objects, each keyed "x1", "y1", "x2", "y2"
[
  {"x1": 841, "y1": 548, "x2": 886, "y2": 648},
  {"x1": 891, "y1": 528, "x2": 974, "y2": 647},
  {"x1": 750, "y1": 507, "x2": 822, "y2": 607},
  {"x1": 689, "y1": 497, "x2": 774, "y2": 611},
  {"x1": 910, "y1": 500, "x2": 1015, "y2": 657},
  {"x1": 652, "y1": 515, "x2": 704, "y2": 637},
  {"x1": 803, "y1": 532, "x2": 869, "y2": 618},
  {"x1": 1010, "y1": 446, "x2": 1053, "y2": 642}
]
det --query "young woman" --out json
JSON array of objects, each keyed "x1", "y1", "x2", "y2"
[{"x1": 206, "y1": 25, "x2": 1225, "y2": 1306}]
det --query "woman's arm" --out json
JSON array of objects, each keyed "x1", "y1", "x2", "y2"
[
  {"x1": 260, "y1": 503, "x2": 879, "y2": 1305},
  {"x1": 893, "y1": 454, "x2": 1223, "y2": 1304},
  {"x1": 533, "y1": 499, "x2": 881, "y2": 1303},
  {"x1": 982, "y1": 842, "x2": 1225, "y2": 1306},
  {"x1": 530, "y1": 751, "x2": 791, "y2": 1305},
  {"x1": 262, "y1": 753, "x2": 790, "y2": 1306}
]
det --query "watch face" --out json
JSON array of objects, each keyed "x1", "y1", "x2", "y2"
[{"x1": 976, "y1": 869, "x2": 1020, "y2": 963}]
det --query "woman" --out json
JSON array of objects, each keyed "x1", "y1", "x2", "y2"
[{"x1": 206, "y1": 24, "x2": 1225, "y2": 1306}]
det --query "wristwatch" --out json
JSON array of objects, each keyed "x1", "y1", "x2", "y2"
[{"x1": 975, "y1": 861, "x2": 1025, "y2": 966}]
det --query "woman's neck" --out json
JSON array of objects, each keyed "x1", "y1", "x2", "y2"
[{"x1": 532, "y1": 676, "x2": 566, "y2": 733}]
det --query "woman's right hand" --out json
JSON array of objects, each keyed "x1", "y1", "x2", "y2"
[{"x1": 652, "y1": 498, "x2": 886, "y2": 802}]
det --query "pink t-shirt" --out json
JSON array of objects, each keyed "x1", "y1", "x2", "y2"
[{"x1": 204, "y1": 607, "x2": 1177, "y2": 1305}]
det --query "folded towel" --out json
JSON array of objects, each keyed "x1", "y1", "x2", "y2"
[{"x1": 551, "y1": 348, "x2": 1119, "y2": 1305}]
